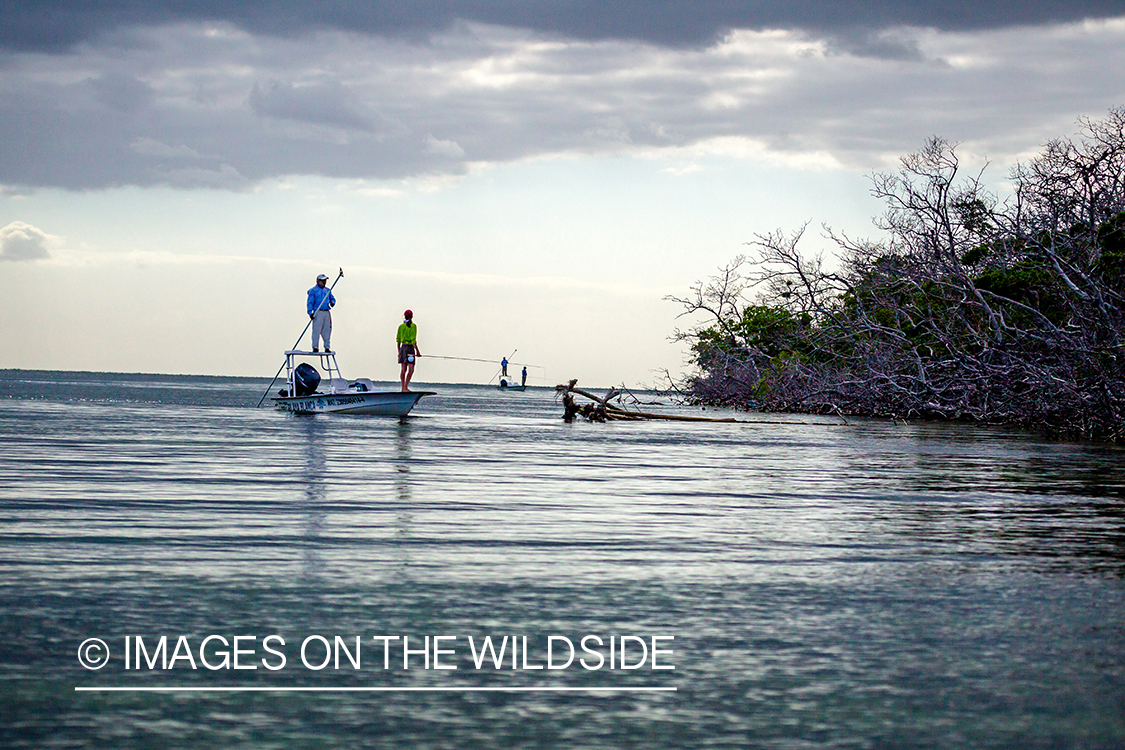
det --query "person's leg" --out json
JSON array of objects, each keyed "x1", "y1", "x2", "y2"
[
  {"x1": 323, "y1": 312, "x2": 332, "y2": 352},
  {"x1": 404, "y1": 362, "x2": 415, "y2": 391},
  {"x1": 400, "y1": 362, "x2": 407, "y2": 391},
  {"x1": 311, "y1": 313, "x2": 324, "y2": 350}
]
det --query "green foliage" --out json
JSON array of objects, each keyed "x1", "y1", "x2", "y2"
[
  {"x1": 973, "y1": 262, "x2": 1066, "y2": 322},
  {"x1": 953, "y1": 198, "x2": 992, "y2": 234},
  {"x1": 960, "y1": 244, "x2": 989, "y2": 266},
  {"x1": 1096, "y1": 211, "x2": 1125, "y2": 290},
  {"x1": 731, "y1": 305, "x2": 804, "y2": 356},
  {"x1": 1100, "y1": 211, "x2": 1125, "y2": 255},
  {"x1": 689, "y1": 304, "x2": 808, "y2": 373}
]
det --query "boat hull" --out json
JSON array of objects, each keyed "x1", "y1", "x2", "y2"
[{"x1": 273, "y1": 390, "x2": 434, "y2": 416}]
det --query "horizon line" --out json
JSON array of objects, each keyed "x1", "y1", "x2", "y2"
[{"x1": 75, "y1": 685, "x2": 677, "y2": 693}]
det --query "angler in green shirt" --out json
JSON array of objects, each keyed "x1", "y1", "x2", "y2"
[{"x1": 397, "y1": 309, "x2": 420, "y2": 392}]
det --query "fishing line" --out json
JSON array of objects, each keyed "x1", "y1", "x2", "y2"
[{"x1": 423, "y1": 354, "x2": 544, "y2": 369}]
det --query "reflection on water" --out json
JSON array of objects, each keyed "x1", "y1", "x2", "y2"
[
  {"x1": 0, "y1": 371, "x2": 1122, "y2": 749},
  {"x1": 392, "y1": 418, "x2": 416, "y2": 579},
  {"x1": 395, "y1": 417, "x2": 413, "y2": 505},
  {"x1": 298, "y1": 417, "x2": 327, "y2": 586}
]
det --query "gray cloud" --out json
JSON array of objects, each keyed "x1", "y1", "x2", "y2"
[
  {"x1": 0, "y1": 18, "x2": 1122, "y2": 191},
  {"x1": 824, "y1": 29, "x2": 926, "y2": 61},
  {"x1": 89, "y1": 72, "x2": 154, "y2": 113},
  {"x1": 248, "y1": 80, "x2": 379, "y2": 133},
  {"x1": 2, "y1": 1, "x2": 1124, "y2": 52},
  {"x1": 0, "y1": 221, "x2": 52, "y2": 261},
  {"x1": 130, "y1": 137, "x2": 203, "y2": 159}
]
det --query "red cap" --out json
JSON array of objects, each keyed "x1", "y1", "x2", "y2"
[{"x1": 404, "y1": 309, "x2": 413, "y2": 319}]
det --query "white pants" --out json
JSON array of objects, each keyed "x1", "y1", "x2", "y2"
[{"x1": 312, "y1": 310, "x2": 332, "y2": 350}]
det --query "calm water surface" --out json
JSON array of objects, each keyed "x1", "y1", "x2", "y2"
[{"x1": 0, "y1": 370, "x2": 1123, "y2": 749}]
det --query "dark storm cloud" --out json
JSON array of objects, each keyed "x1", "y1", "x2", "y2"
[
  {"x1": 0, "y1": 5, "x2": 1121, "y2": 192},
  {"x1": 3, "y1": 0, "x2": 1123, "y2": 52}
]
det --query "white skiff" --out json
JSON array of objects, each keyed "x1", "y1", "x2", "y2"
[{"x1": 271, "y1": 350, "x2": 433, "y2": 416}]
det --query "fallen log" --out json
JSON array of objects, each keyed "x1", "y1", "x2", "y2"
[
  {"x1": 608, "y1": 409, "x2": 739, "y2": 423},
  {"x1": 557, "y1": 379, "x2": 739, "y2": 423},
  {"x1": 556, "y1": 379, "x2": 836, "y2": 424}
]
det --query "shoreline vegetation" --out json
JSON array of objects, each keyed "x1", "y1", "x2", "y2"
[{"x1": 670, "y1": 109, "x2": 1125, "y2": 442}]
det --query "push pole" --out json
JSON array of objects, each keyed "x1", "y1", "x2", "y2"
[{"x1": 256, "y1": 268, "x2": 344, "y2": 407}]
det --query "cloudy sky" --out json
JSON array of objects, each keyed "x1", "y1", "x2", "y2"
[{"x1": 2, "y1": 1, "x2": 1123, "y2": 387}]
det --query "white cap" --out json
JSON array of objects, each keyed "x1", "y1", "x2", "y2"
[{"x1": 316, "y1": 273, "x2": 328, "y2": 280}]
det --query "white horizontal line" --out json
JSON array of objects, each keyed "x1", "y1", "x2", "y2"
[{"x1": 75, "y1": 686, "x2": 676, "y2": 693}]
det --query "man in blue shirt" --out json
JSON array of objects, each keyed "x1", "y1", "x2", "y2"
[{"x1": 307, "y1": 274, "x2": 336, "y2": 352}]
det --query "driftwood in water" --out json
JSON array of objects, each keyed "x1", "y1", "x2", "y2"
[{"x1": 556, "y1": 379, "x2": 740, "y2": 423}]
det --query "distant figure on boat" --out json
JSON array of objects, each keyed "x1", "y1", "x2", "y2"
[
  {"x1": 521, "y1": 366, "x2": 527, "y2": 386},
  {"x1": 501, "y1": 357, "x2": 509, "y2": 377},
  {"x1": 397, "y1": 309, "x2": 420, "y2": 392},
  {"x1": 307, "y1": 273, "x2": 336, "y2": 353}
]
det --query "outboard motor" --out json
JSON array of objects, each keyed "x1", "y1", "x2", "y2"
[{"x1": 293, "y1": 363, "x2": 321, "y2": 396}]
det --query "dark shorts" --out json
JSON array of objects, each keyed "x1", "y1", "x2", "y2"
[{"x1": 398, "y1": 343, "x2": 416, "y2": 364}]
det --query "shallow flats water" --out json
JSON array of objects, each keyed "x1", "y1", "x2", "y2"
[{"x1": 0, "y1": 371, "x2": 1123, "y2": 749}]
